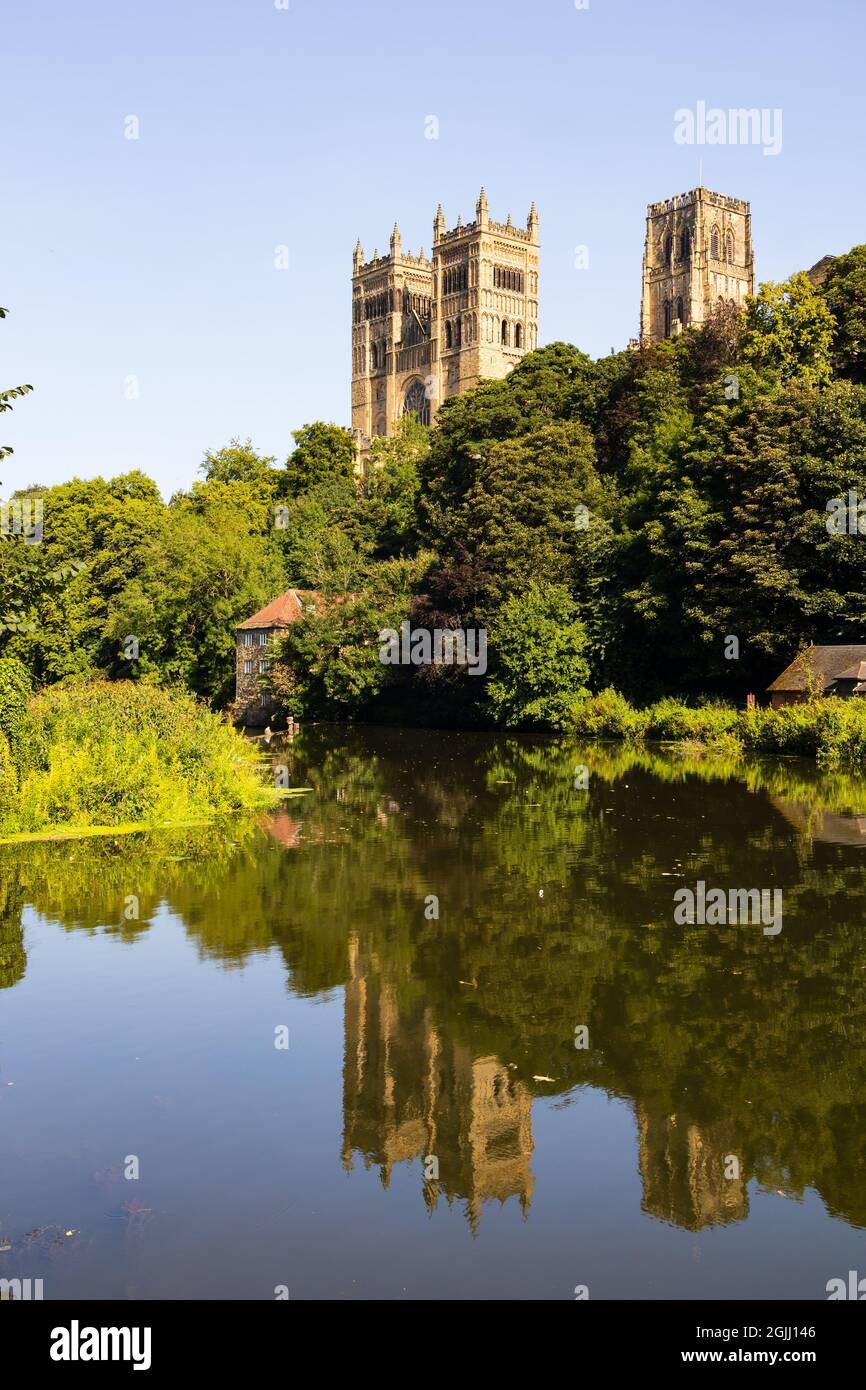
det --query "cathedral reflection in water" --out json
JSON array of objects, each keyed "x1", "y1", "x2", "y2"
[{"x1": 341, "y1": 934, "x2": 751, "y2": 1233}]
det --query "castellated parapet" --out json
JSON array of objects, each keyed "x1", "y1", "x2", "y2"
[
  {"x1": 351, "y1": 190, "x2": 539, "y2": 457},
  {"x1": 640, "y1": 186, "x2": 755, "y2": 346}
]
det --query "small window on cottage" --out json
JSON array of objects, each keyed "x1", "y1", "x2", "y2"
[
  {"x1": 244, "y1": 660, "x2": 253, "y2": 675},
  {"x1": 243, "y1": 632, "x2": 254, "y2": 647},
  {"x1": 260, "y1": 694, "x2": 268, "y2": 708},
  {"x1": 258, "y1": 631, "x2": 268, "y2": 646},
  {"x1": 260, "y1": 659, "x2": 269, "y2": 674}
]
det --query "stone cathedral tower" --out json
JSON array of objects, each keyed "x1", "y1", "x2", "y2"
[
  {"x1": 640, "y1": 187, "x2": 754, "y2": 346},
  {"x1": 351, "y1": 190, "x2": 539, "y2": 456}
]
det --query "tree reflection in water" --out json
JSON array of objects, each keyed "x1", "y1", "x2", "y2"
[{"x1": 3, "y1": 727, "x2": 866, "y2": 1233}]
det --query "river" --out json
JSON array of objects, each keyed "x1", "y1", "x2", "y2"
[{"x1": 1, "y1": 726, "x2": 865, "y2": 1299}]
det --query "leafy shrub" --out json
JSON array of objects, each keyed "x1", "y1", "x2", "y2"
[
  {"x1": 3, "y1": 681, "x2": 274, "y2": 835},
  {"x1": 0, "y1": 656, "x2": 32, "y2": 775},
  {"x1": 0, "y1": 729, "x2": 16, "y2": 804},
  {"x1": 572, "y1": 688, "x2": 647, "y2": 740},
  {"x1": 573, "y1": 691, "x2": 866, "y2": 770}
]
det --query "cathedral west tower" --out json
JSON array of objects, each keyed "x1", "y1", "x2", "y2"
[{"x1": 351, "y1": 190, "x2": 539, "y2": 453}]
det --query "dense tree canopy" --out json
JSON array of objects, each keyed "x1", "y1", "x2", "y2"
[{"x1": 2, "y1": 246, "x2": 866, "y2": 726}]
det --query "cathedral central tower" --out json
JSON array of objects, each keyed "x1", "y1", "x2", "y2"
[{"x1": 640, "y1": 186, "x2": 754, "y2": 345}]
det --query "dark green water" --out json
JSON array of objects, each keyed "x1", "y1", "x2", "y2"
[{"x1": 2, "y1": 726, "x2": 866, "y2": 1299}]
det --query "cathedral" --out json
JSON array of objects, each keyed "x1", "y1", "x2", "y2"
[
  {"x1": 351, "y1": 188, "x2": 539, "y2": 456},
  {"x1": 640, "y1": 186, "x2": 755, "y2": 345},
  {"x1": 350, "y1": 183, "x2": 756, "y2": 453}
]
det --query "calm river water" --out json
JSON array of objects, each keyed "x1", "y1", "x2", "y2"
[{"x1": 2, "y1": 726, "x2": 866, "y2": 1299}]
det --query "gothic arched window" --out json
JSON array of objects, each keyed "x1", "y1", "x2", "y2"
[
  {"x1": 680, "y1": 229, "x2": 690, "y2": 261},
  {"x1": 676, "y1": 296, "x2": 684, "y2": 326},
  {"x1": 711, "y1": 227, "x2": 720, "y2": 259},
  {"x1": 663, "y1": 300, "x2": 671, "y2": 338},
  {"x1": 664, "y1": 234, "x2": 672, "y2": 267},
  {"x1": 726, "y1": 231, "x2": 735, "y2": 263},
  {"x1": 515, "y1": 323, "x2": 522, "y2": 348},
  {"x1": 403, "y1": 379, "x2": 430, "y2": 426},
  {"x1": 501, "y1": 319, "x2": 509, "y2": 345},
  {"x1": 445, "y1": 322, "x2": 452, "y2": 349},
  {"x1": 371, "y1": 344, "x2": 378, "y2": 369}
]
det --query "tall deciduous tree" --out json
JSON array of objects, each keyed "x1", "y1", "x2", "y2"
[
  {"x1": 281, "y1": 422, "x2": 357, "y2": 497},
  {"x1": 0, "y1": 307, "x2": 32, "y2": 471}
]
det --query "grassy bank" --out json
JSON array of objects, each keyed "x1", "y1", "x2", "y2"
[
  {"x1": 571, "y1": 690, "x2": 866, "y2": 769},
  {"x1": 0, "y1": 673, "x2": 277, "y2": 837}
]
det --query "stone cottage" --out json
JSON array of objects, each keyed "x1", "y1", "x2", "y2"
[{"x1": 234, "y1": 589, "x2": 321, "y2": 726}]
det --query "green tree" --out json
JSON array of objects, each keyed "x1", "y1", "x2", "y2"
[
  {"x1": 270, "y1": 555, "x2": 429, "y2": 719},
  {"x1": 821, "y1": 245, "x2": 866, "y2": 384},
  {"x1": 0, "y1": 655, "x2": 32, "y2": 776},
  {"x1": 742, "y1": 272, "x2": 834, "y2": 387},
  {"x1": 106, "y1": 484, "x2": 285, "y2": 705},
  {"x1": 282, "y1": 422, "x2": 357, "y2": 497},
  {"x1": 0, "y1": 307, "x2": 33, "y2": 471},
  {"x1": 199, "y1": 437, "x2": 277, "y2": 487},
  {"x1": 485, "y1": 582, "x2": 591, "y2": 728},
  {"x1": 361, "y1": 414, "x2": 427, "y2": 558},
  {"x1": 464, "y1": 421, "x2": 619, "y2": 658}
]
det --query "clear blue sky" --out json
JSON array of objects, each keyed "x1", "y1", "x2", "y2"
[{"x1": 3, "y1": 0, "x2": 864, "y2": 497}]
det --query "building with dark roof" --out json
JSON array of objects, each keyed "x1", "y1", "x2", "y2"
[{"x1": 766, "y1": 645, "x2": 866, "y2": 708}]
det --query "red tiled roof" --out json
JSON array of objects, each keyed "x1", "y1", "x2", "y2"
[{"x1": 237, "y1": 589, "x2": 322, "y2": 630}]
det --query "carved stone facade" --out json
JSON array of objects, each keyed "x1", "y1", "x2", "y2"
[
  {"x1": 640, "y1": 186, "x2": 754, "y2": 346},
  {"x1": 351, "y1": 189, "x2": 539, "y2": 458}
]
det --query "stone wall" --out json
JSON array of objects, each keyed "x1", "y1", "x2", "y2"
[{"x1": 235, "y1": 628, "x2": 275, "y2": 726}]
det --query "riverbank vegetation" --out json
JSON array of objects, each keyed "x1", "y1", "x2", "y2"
[
  {"x1": 2, "y1": 245, "x2": 866, "y2": 749},
  {"x1": 571, "y1": 690, "x2": 866, "y2": 769},
  {"x1": 0, "y1": 664, "x2": 274, "y2": 838}
]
